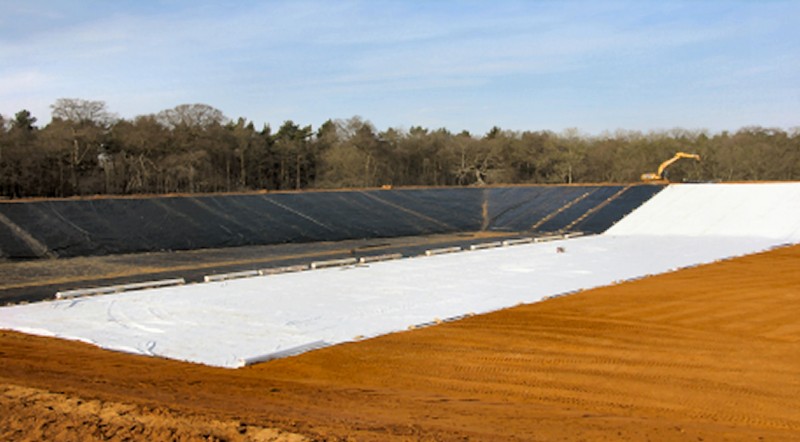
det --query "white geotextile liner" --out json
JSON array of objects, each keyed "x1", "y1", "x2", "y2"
[
  {"x1": 607, "y1": 182, "x2": 800, "y2": 238},
  {"x1": 0, "y1": 235, "x2": 785, "y2": 368},
  {"x1": 1, "y1": 182, "x2": 799, "y2": 368}
]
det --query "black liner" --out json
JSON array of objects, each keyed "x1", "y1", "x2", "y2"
[{"x1": 0, "y1": 185, "x2": 664, "y2": 260}]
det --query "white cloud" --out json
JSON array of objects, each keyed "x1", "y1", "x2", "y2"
[
  {"x1": 1, "y1": 0, "x2": 798, "y2": 132},
  {"x1": 0, "y1": 70, "x2": 52, "y2": 95}
]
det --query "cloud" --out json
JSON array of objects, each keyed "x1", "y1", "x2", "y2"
[
  {"x1": 0, "y1": 70, "x2": 52, "y2": 96},
  {"x1": 1, "y1": 0, "x2": 798, "y2": 132},
  {"x1": 0, "y1": 2, "x2": 734, "y2": 90}
]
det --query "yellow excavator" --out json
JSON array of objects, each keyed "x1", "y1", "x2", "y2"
[{"x1": 641, "y1": 152, "x2": 701, "y2": 182}]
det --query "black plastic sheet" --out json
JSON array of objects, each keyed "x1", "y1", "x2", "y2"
[{"x1": 0, "y1": 185, "x2": 664, "y2": 259}]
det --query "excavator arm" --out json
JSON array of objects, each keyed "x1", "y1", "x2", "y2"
[{"x1": 641, "y1": 152, "x2": 701, "y2": 182}]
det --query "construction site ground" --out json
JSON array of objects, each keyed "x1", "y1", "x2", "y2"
[{"x1": 2, "y1": 243, "x2": 799, "y2": 441}]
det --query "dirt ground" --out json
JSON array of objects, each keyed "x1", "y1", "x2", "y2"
[{"x1": 1, "y1": 244, "x2": 799, "y2": 441}]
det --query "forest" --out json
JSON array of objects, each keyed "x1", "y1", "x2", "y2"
[{"x1": 1, "y1": 99, "x2": 798, "y2": 198}]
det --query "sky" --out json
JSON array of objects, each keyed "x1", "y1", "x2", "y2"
[{"x1": 1, "y1": 0, "x2": 798, "y2": 135}]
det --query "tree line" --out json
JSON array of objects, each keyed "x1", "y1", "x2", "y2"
[{"x1": 1, "y1": 99, "x2": 798, "y2": 198}]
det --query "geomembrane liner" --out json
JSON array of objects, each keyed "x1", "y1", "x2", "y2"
[
  {"x1": 0, "y1": 182, "x2": 797, "y2": 368},
  {"x1": 0, "y1": 185, "x2": 660, "y2": 259}
]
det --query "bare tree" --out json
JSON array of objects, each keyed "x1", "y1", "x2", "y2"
[
  {"x1": 156, "y1": 104, "x2": 227, "y2": 129},
  {"x1": 49, "y1": 99, "x2": 117, "y2": 194},
  {"x1": 51, "y1": 98, "x2": 117, "y2": 127}
]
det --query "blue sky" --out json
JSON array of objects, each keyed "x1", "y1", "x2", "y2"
[{"x1": 1, "y1": 0, "x2": 798, "y2": 135}]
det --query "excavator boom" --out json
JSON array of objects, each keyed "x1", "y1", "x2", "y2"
[{"x1": 641, "y1": 152, "x2": 701, "y2": 182}]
